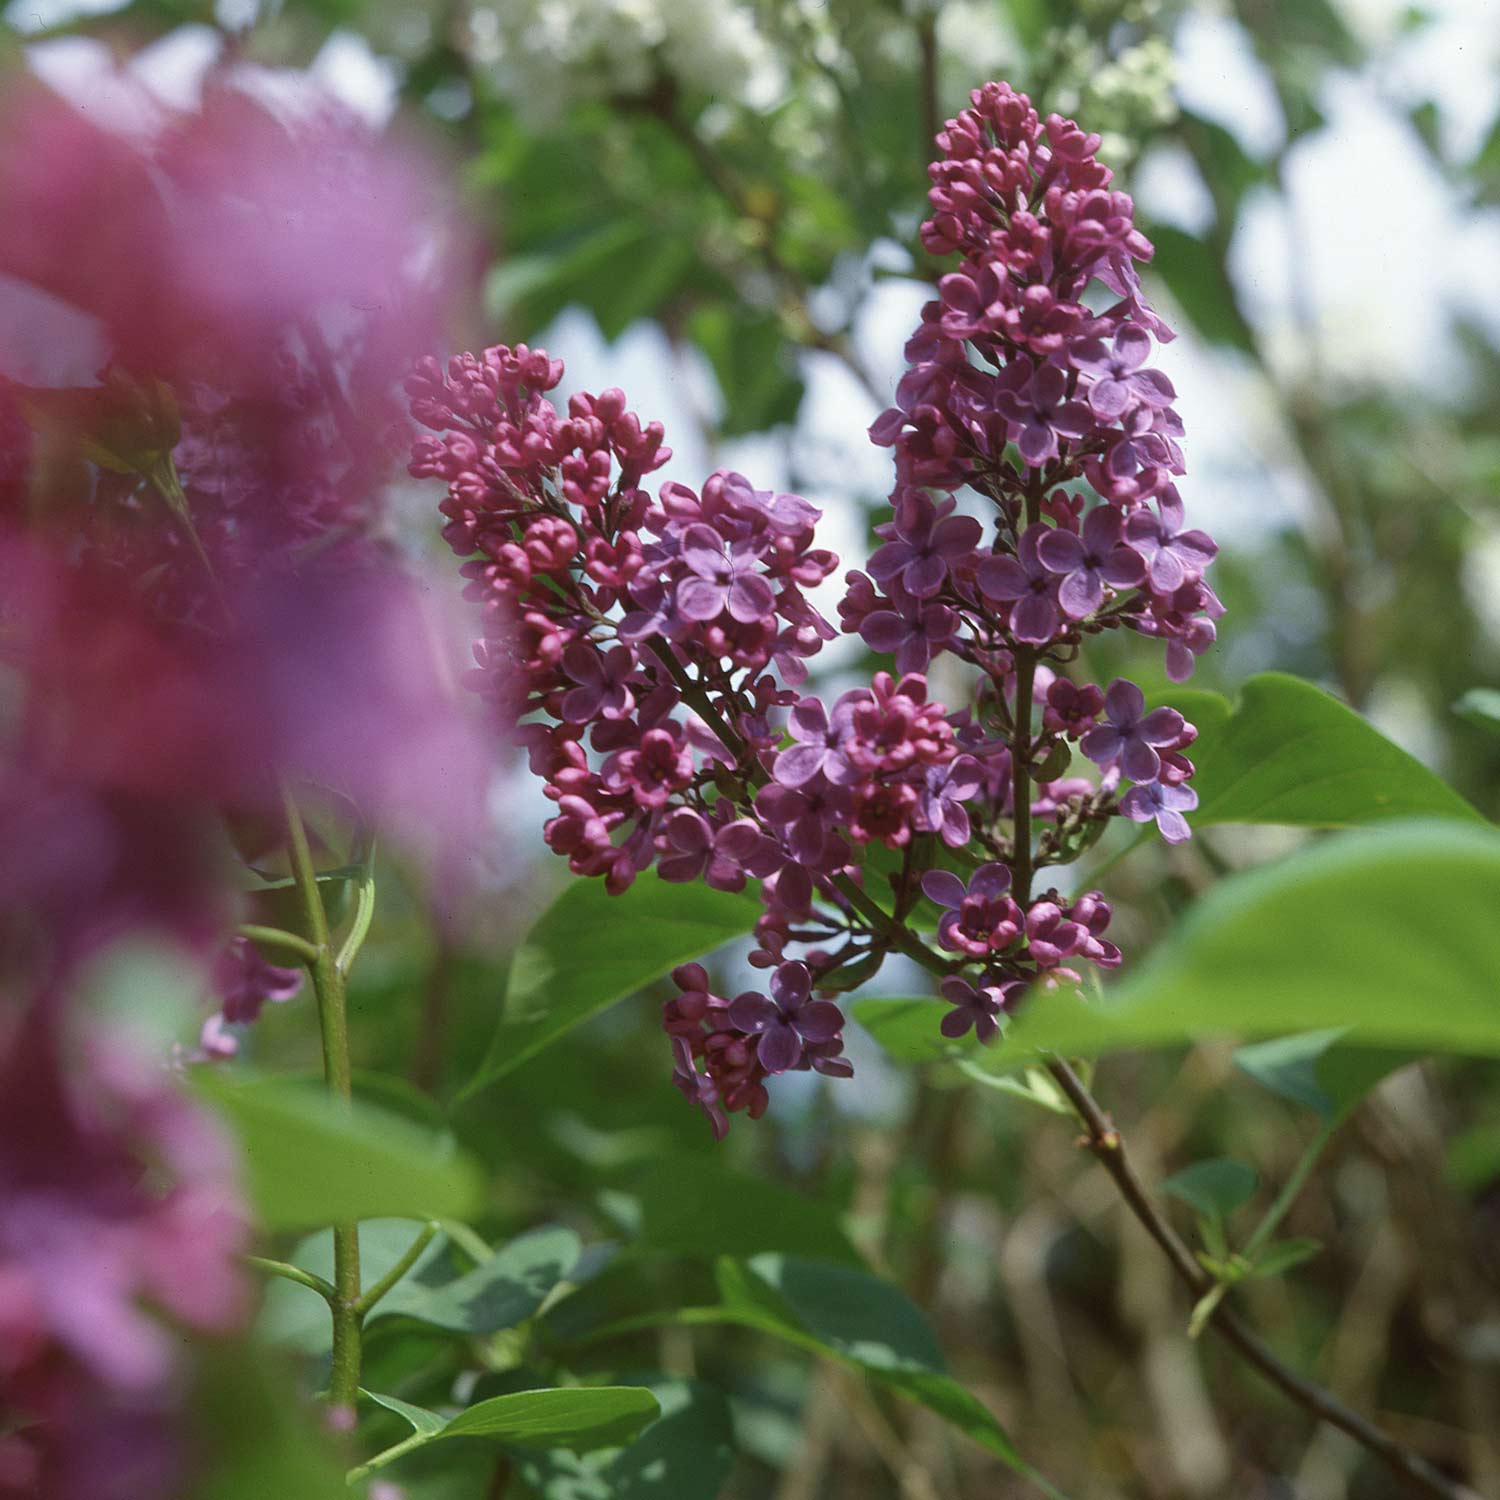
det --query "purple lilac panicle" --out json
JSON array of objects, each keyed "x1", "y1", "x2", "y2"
[{"x1": 413, "y1": 79, "x2": 1219, "y2": 1136}]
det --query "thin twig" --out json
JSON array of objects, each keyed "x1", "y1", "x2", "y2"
[{"x1": 1043, "y1": 1055, "x2": 1475, "y2": 1500}]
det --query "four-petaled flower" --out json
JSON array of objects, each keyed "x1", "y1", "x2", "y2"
[
  {"x1": 676, "y1": 523, "x2": 777, "y2": 623},
  {"x1": 727, "y1": 962, "x2": 846, "y2": 1074},
  {"x1": 1120, "y1": 778, "x2": 1199, "y2": 844},
  {"x1": 937, "y1": 973, "x2": 1018, "y2": 1043},
  {"x1": 996, "y1": 361, "x2": 1094, "y2": 467},
  {"x1": 859, "y1": 589, "x2": 959, "y2": 676},
  {"x1": 868, "y1": 492, "x2": 983, "y2": 598},
  {"x1": 1080, "y1": 679, "x2": 1185, "y2": 783},
  {"x1": 560, "y1": 642, "x2": 636, "y2": 723},
  {"x1": 773, "y1": 695, "x2": 859, "y2": 788},
  {"x1": 1036, "y1": 507, "x2": 1145, "y2": 620},
  {"x1": 1123, "y1": 487, "x2": 1218, "y2": 593},
  {"x1": 922, "y1": 864, "x2": 1022, "y2": 957},
  {"x1": 977, "y1": 525, "x2": 1062, "y2": 645},
  {"x1": 1070, "y1": 325, "x2": 1176, "y2": 419}
]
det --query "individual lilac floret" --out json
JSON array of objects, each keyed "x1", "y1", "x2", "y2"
[
  {"x1": 996, "y1": 362, "x2": 1093, "y2": 466},
  {"x1": 937, "y1": 973, "x2": 1018, "y2": 1043},
  {"x1": 655, "y1": 809, "x2": 781, "y2": 891},
  {"x1": 916, "y1": 755, "x2": 984, "y2": 846},
  {"x1": 1080, "y1": 679, "x2": 1186, "y2": 784},
  {"x1": 1070, "y1": 325, "x2": 1176, "y2": 419},
  {"x1": 1124, "y1": 487, "x2": 1218, "y2": 593},
  {"x1": 1120, "y1": 778, "x2": 1199, "y2": 844},
  {"x1": 921, "y1": 864, "x2": 1022, "y2": 957},
  {"x1": 773, "y1": 695, "x2": 857, "y2": 788},
  {"x1": 859, "y1": 591, "x2": 958, "y2": 676},
  {"x1": 1036, "y1": 507, "x2": 1145, "y2": 620},
  {"x1": 976, "y1": 525, "x2": 1061, "y2": 645},
  {"x1": 726, "y1": 961, "x2": 846, "y2": 1074},
  {"x1": 868, "y1": 492, "x2": 982, "y2": 598},
  {"x1": 560, "y1": 643, "x2": 636, "y2": 723},
  {"x1": 675, "y1": 523, "x2": 777, "y2": 623}
]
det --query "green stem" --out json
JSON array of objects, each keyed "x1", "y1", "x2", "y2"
[
  {"x1": 1245, "y1": 1118, "x2": 1337, "y2": 1262},
  {"x1": 345, "y1": 1430, "x2": 430, "y2": 1485},
  {"x1": 353, "y1": 1222, "x2": 439, "y2": 1318},
  {"x1": 245, "y1": 1255, "x2": 337, "y2": 1304},
  {"x1": 1011, "y1": 482, "x2": 1043, "y2": 906},
  {"x1": 237, "y1": 923, "x2": 322, "y2": 966},
  {"x1": 281, "y1": 783, "x2": 363, "y2": 1409}
]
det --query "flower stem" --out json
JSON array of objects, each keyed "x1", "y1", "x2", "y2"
[
  {"x1": 353, "y1": 1221, "x2": 438, "y2": 1319},
  {"x1": 244, "y1": 1255, "x2": 337, "y2": 1304},
  {"x1": 280, "y1": 782, "x2": 363, "y2": 1410},
  {"x1": 1043, "y1": 1054, "x2": 1473, "y2": 1500}
]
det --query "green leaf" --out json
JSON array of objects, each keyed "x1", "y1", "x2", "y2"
[
  {"x1": 379, "y1": 1225, "x2": 583, "y2": 1333},
  {"x1": 1455, "y1": 688, "x2": 1500, "y2": 737},
  {"x1": 1004, "y1": 823, "x2": 1500, "y2": 1059},
  {"x1": 352, "y1": 1387, "x2": 662, "y2": 1479},
  {"x1": 1161, "y1": 1159, "x2": 1258, "y2": 1221},
  {"x1": 632, "y1": 1160, "x2": 861, "y2": 1266},
  {"x1": 441, "y1": 1387, "x2": 661, "y2": 1449},
  {"x1": 462, "y1": 876, "x2": 759, "y2": 1099},
  {"x1": 1248, "y1": 1238, "x2": 1323, "y2": 1279},
  {"x1": 517, "y1": 1376, "x2": 735, "y2": 1500},
  {"x1": 1233, "y1": 1030, "x2": 1415, "y2": 1122},
  {"x1": 687, "y1": 304, "x2": 805, "y2": 436},
  {"x1": 196, "y1": 1077, "x2": 481, "y2": 1230},
  {"x1": 1169, "y1": 673, "x2": 1483, "y2": 828},
  {"x1": 191, "y1": 1347, "x2": 345, "y2": 1500},
  {"x1": 852, "y1": 997, "x2": 978, "y2": 1064},
  {"x1": 1147, "y1": 226, "x2": 1255, "y2": 353},
  {"x1": 712, "y1": 1257, "x2": 1064, "y2": 1496},
  {"x1": 362, "y1": 1389, "x2": 448, "y2": 1437}
]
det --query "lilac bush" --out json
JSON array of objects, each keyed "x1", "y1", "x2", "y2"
[{"x1": 410, "y1": 80, "x2": 1221, "y2": 1137}]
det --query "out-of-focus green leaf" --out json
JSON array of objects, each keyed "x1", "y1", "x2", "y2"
[
  {"x1": 462, "y1": 876, "x2": 759, "y2": 1099},
  {"x1": 1248, "y1": 1238, "x2": 1323, "y2": 1279},
  {"x1": 632, "y1": 1160, "x2": 861, "y2": 1266},
  {"x1": 1147, "y1": 225, "x2": 1255, "y2": 353},
  {"x1": 196, "y1": 1077, "x2": 481, "y2": 1230},
  {"x1": 190, "y1": 1347, "x2": 345, "y2": 1500},
  {"x1": 485, "y1": 218, "x2": 698, "y2": 342},
  {"x1": 1233, "y1": 1029, "x2": 1415, "y2": 1122},
  {"x1": 1455, "y1": 688, "x2": 1500, "y2": 736},
  {"x1": 688, "y1": 304, "x2": 805, "y2": 436},
  {"x1": 379, "y1": 1225, "x2": 582, "y2": 1333},
  {"x1": 709, "y1": 1257, "x2": 1062, "y2": 1494},
  {"x1": 1161, "y1": 1159, "x2": 1258, "y2": 1221},
  {"x1": 853, "y1": 997, "x2": 977, "y2": 1063},
  {"x1": 1168, "y1": 673, "x2": 1482, "y2": 828},
  {"x1": 1003, "y1": 823, "x2": 1500, "y2": 1058}
]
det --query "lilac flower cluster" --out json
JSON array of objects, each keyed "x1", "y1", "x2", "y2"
[
  {"x1": 412, "y1": 80, "x2": 1220, "y2": 1137},
  {"x1": 409, "y1": 348, "x2": 948, "y2": 1130}
]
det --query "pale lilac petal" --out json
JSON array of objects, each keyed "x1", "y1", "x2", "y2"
[
  {"x1": 1012, "y1": 590, "x2": 1059, "y2": 644},
  {"x1": 676, "y1": 576, "x2": 727, "y2": 621},
  {"x1": 757, "y1": 1022, "x2": 801, "y2": 1074},
  {"x1": 1036, "y1": 528, "x2": 1086, "y2": 574},
  {"x1": 921, "y1": 869, "x2": 967, "y2": 909},
  {"x1": 976, "y1": 555, "x2": 1028, "y2": 602},
  {"x1": 1057, "y1": 567, "x2": 1103, "y2": 619}
]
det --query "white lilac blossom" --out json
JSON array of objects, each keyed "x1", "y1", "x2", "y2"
[{"x1": 410, "y1": 80, "x2": 1219, "y2": 1134}]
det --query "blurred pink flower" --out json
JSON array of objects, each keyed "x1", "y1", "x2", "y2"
[{"x1": 0, "y1": 1003, "x2": 248, "y2": 1500}]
